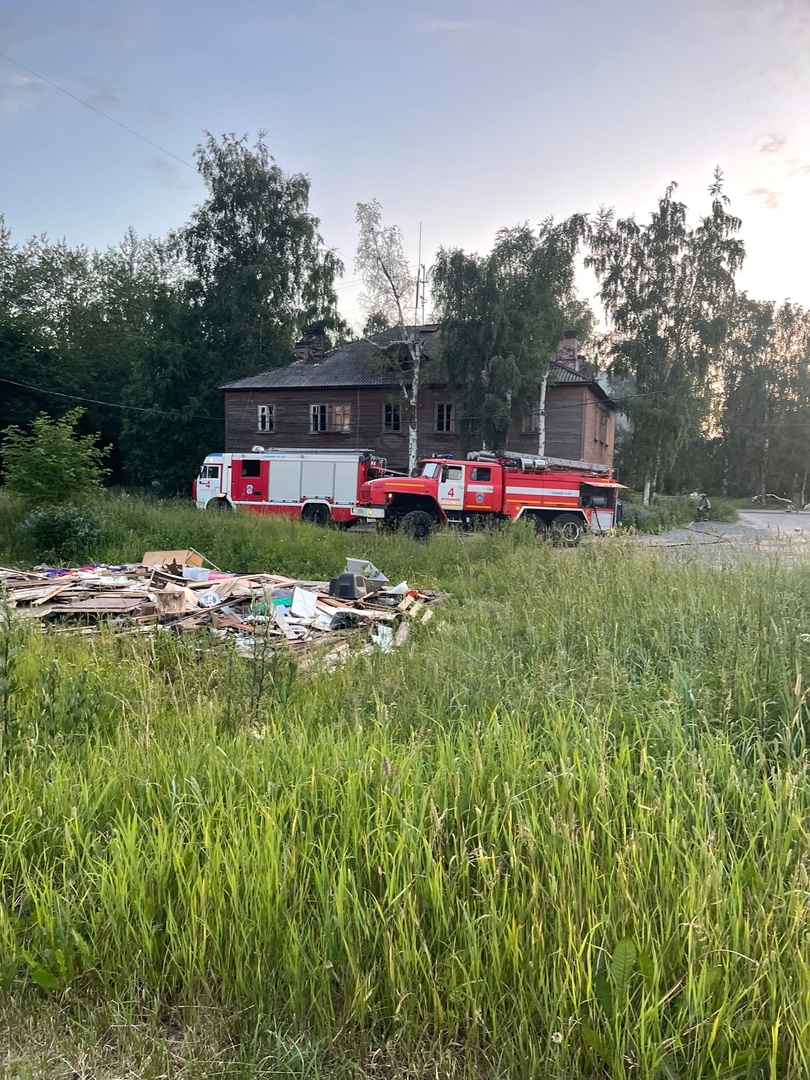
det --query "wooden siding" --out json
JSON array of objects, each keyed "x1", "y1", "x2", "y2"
[{"x1": 223, "y1": 383, "x2": 613, "y2": 471}]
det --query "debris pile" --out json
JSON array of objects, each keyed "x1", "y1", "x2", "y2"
[{"x1": 0, "y1": 550, "x2": 444, "y2": 662}]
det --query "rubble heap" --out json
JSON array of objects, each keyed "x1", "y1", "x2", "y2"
[{"x1": 0, "y1": 549, "x2": 444, "y2": 663}]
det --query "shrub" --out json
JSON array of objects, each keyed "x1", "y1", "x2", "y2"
[
  {"x1": 18, "y1": 503, "x2": 105, "y2": 566},
  {"x1": 1, "y1": 408, "x2": 110, "y2": 507}
]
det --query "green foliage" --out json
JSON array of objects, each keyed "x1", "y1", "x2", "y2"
[
  {"x1": 1, "y1": 537, "x2": 809, "y2": 1076},
  {"x1": 587, "y1": 170, "x2": 745, "y2": 495},
  {"x1": 17, "y1": 503, "x2": 105, "y2": 566},
  {"x1": 716, "y1": 297, "x2": 810, "y2": 500},
  {"x1": 432, "y1": 217, "x2": 589, "y2": 450},
  {"x1": 183, "y1": 132, "x2": 346, "y2": 379},
  {"x1": 1, "y1": 408, "x2": 109, "y2": 507}
]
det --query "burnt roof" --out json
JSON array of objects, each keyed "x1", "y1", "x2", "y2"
[
  {"x1": 219, "y1": 326, "x2": 440, "y2": 391},
  {"x1": 220, "y1": 326, "x2": 614, "y2": 405}
]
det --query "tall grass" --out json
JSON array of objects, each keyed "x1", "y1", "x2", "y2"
[{"x1": 1, "y1": 508, "x2": 809, "y2": 1077}]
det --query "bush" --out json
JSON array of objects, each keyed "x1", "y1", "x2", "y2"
[
  {"x1": 1, "y1": 408, "x2": 109, "y2": 507},
  {"x1": 620, "y1": 494, "x2": 738, "y2": 533},
  {"x1": 18, "y1": 503, "x2": 105, "y2": 566}
]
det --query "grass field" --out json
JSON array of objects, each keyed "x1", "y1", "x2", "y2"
[{"x1": 1, "y1": 500, "x2": 809, "y2": 1078}]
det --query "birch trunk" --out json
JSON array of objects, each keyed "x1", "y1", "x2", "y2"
[
  {"x1": 537, "y1": 369, "x2": 548, "y2": 457},
  {"x1": 406, "y1": 343, "x2": 421, "y2": 474}
]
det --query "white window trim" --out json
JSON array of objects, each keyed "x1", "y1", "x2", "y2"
[{"x1": 257, "y1": 404, "x2": 274, "y2": 433}]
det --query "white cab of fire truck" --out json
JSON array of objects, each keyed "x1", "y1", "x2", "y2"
[{"x1": 195, "y1": 454, "x2": 227, "y2": 509}]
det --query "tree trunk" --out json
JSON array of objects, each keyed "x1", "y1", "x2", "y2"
[
  {"x1": 759, "y1": 404, "x2": 769, "y2": 506},
  {"x1": 406, "y1": 343, "x2": 421, "y2": 474},
  {"x1": 759, "y1": 432, "x2": 769, "y2": 506},
  {"x1": 722, "y1": 426, "x2": 729, "y2": 497},
  {"x1": 537, "y1": 369, "x2": 548, "y2": 457},
  {"x1": 642, "y1": 475, "x2": 652, "y2": 507}
]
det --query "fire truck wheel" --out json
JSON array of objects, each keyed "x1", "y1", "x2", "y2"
[
  {"x1": 302, "y1": 503, "x2": 331, "y2": 527},
  {"x1": 401, "y1": 509, "x2": 435, "y2": 541},
  {"x1": 531, "y1": 515, "x2": 548, "y2": 538},
  {"x1": 550, "y1": 513, "x2": 584, "y2": 547},
  {"x1": 207, "y1": 497, "x2": 233, "y2": 511}
]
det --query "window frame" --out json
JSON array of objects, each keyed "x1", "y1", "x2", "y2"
[
  {"x1": 435, "y1": 402, "x2": 455, "y2": 434},
  {"x1": 310, "y1": 403, "x2": 351, "y2": 434},
  {"x1": 240, "y1": 459, "x2": 261, "y2": 478},
  {"x1": 257, "y1": 404, "x2": 274, "y2": 433},
  {"x1": 383, "y1": 402, "x2": 401, "y2": 432}
]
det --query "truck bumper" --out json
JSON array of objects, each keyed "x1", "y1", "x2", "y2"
[{"x1": 352, "y1": 506, "x2": 386, "y2": 519}]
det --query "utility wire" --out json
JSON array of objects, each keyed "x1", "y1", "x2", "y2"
[
  {"x1": 0, "y1": 376, "x2": 222, "y2": 421},
  {"x1": 0, "y1": 51, "x2": 196, "y2": 173}
]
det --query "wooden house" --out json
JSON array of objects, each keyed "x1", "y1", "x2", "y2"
[{"x1": 220, "y1": 326, "x2": 615, "y2": 472}]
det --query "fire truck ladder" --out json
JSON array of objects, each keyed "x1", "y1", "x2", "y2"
[{"x1": 467, "y1": 451, "x2": 612, "y2": 475}]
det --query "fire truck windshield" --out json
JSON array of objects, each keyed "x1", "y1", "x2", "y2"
[{"x1": 419, "y1": 462, "x2": 441, "y2": 478}]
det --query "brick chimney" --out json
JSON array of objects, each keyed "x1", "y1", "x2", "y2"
[
  {"x1": 556, "y1": 329, "x2": 579, "y2": 368},
  {"x1": 294, "y1": 325, "x2": 327, "y2": 364}
]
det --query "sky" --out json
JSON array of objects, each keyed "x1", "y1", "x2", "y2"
[{"x1": 1, "y1": 0, "x2": 810, "y2": 329}]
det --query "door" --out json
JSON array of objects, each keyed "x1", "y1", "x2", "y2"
[
  {"x1": 438, "y1": 463, "x2": 465, "y2": 510},
  {"x1": 232, "y1": 458, "x2": 268, "y2": 502},
  {"x1": 197, "y1": 463, "x2": 221, "y2": 507},
  {"x1": 464, "y1": 464, "x2": 497, "y2": 512}
]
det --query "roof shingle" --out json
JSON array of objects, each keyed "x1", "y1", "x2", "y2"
[{"x1": 219, "y1": 326, "x2": 439, "y2": 391}]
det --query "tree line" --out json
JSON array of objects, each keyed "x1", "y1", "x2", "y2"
[{"x1": 1, "y1": 133, "x2": 808, "y2": 502}]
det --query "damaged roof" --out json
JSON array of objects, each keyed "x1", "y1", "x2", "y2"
[
  {"x1": 220, "y1": 325, "x2": 614, "y2": 405},
  {"x1": 220, "y1": 326, "x2": 440, "y2": 391}
]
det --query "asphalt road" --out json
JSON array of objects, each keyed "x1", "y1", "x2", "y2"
[
  {"x1": 737, "y1": 509, "x2": 810, "y2": 536},
  {"x1": 640, "y1": 509, "x2": 810, "y2": 564}
]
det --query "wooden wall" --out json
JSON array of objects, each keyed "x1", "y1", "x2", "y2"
[{"x1": 223, "y1": 383, "x2": 613, "y2": 471}]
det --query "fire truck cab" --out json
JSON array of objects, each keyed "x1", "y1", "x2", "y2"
[{"x1": 353, "y1": 451, "x2": 624, "y2": 544}]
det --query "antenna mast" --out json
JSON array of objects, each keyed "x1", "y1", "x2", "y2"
[{"x1": 415, "y1": 222, "x2": 427, "y2": 327}]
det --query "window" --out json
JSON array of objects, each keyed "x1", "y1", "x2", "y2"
[
  {"x1": 420, "y1": 462, "x2": 441, "y2": 478},
  {"x1": 257, "y1": 404, "x2": 274, "y2": 432},
  {"x1": 594, "y1": 409, "x2": 609, "y2": 446},
  {"x1": 200, "y1": 465, "x2": 220, "y2": 480},
  {"x1": 310, "y1": 404, "x2": 351, "y2": 433},
  {"x1": 241, "y1": 459, "x2": 261, "y2": 478},
  {"x1": 522, "y1": 405, "x2": 542, "y2": 433},
  {"x1": 435, "y1": 402, "x2": 454, "y2": 433},
  {"x1": 442, "y1": 465, "x2": 463, "y2": 481},
  {"x1": 332, "y1": 403, "x2": 351, "y2": 433},
  {"x1": 470, "y1": 467, "x2": 491, "y2": 482},
  {"x1": 383, "y1": 402, "x2": 401, "y2": 432}
]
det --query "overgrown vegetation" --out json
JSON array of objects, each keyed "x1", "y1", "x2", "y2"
[
  {"x1": 0, "y1": 488, "x2": 735, "y2": 570},
  {"x1": 1, "y1": 506, "x2": 809, "y2": 1077}
]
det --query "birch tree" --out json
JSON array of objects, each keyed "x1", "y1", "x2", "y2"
[
  {"x1": 354, "y1": 200, "x2": 422, "y2": 471},
  {"x1": 586, "y1": 169, "x2": 744, "y2": 503}
]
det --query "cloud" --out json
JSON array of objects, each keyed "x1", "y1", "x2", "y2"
[
  {"x1": 760, "y1": 135, "x2": 787, "y2": 154},
  {"x1": 748, "y1": 187, "x2": 783, "y2": 209},
  {"x1": 147, "y1": 156, "x2": 197, "y2": 192},
  {"x1": 0, "y1": 71, "x2": 47, "y2": 115},
  {"x1": 79, "y1": 78, "x2": 126, "y2": 111},
  {"x1": 787, "y1": 158, "x2": 810, "y2": 176}
]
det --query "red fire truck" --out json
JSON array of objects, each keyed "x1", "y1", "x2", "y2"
[
  {"x1": 193, "y1": 448, "x2": 394, "y2": 525},
  {"x1": 352, "y1": 451, "x2": 624, "y2": 543}
]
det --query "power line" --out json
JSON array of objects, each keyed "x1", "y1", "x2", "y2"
[
  {"x1": 0, "y1": 376, "x2": 222, "y2": 421},
  {"x1": 0, "y1": 51, "x2": 196, "y2": 173}
]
